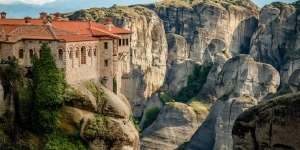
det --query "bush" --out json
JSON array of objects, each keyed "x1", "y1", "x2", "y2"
[
  {"x1": 45, "y1": 132, "x2": 87, "y2": 150},
  {"x1": 175, "y1": 65, "x2": 212, "y2": 102},
  {"x1": 159, "y1": 92, "x2": 174, "y2": 104},
  {"x1": 142, "y1": 107, "x2": 160, "y2": 130},
  {"x1": 31, "y1": 43, "x2": 66, "y2": 133}
]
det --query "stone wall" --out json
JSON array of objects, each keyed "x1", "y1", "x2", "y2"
[{"x1": 0, "y1": 36, "x2": 131, "y2": 91}]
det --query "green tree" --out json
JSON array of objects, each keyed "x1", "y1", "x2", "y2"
[
  {"x1": 31, "y1": 43, "x2": 66, "y2": 133},
  {"x1": 175, "y1": 65, "x2": 212, "y2": 102}
]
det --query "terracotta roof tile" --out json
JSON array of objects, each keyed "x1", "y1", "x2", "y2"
[{"x1": 0, "y1": 19, "x2": 131, "y2": 42}]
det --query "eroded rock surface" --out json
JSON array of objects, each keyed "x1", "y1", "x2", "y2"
[
  {"x1": 213, "y1": 96, "x2": 257, "y2": 150},
  {"x1": 165, "y1": 33, "x2": 195, "y2": 95},
  {"x1": 60, "y1": 80, "x2": 139, "y2": 150},
  {"x1": 232, "y1": 92, "x2": 300, "y2": 150},
  {"x1": 141, "y1": 102, "x2": 209, "y2": 150},
  {"x1": 187, "y1": 55, "x2": 280, "y2": 150},
  {"x1": 250, "y1": 2, "x2": 300, "y2": 85},
  {"x1": 201, "y1": 55, "x2": 280, "y2": 101},
  {"x1": 149, "y1": 0, "x2": 258, "y2": 65}
]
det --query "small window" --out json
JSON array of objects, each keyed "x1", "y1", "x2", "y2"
[
  {"x1": 81, "y1": 47, "x2": 86, "y2": 64},
  {"x1": 122, "y1": 39, "x2": 126, "y2": 45},
  {"x1": 94, "y1": 49, "x2": 97, "y2": 56},
  {"x1": 119, "y1": 39, "x2": 122, "y2": 46},
  {"x1": 76, "y1": 50, "x2": 79, "y2": 58},
  {"x1": 104, "y1": 42, "x2": 108, "y2": 49},
  {"x1": 88, "y1": 49, "x2": 92, "y2": 57},
  {"x1": 126, "y1": 39, "x2": 129, "y2": 46},
  {"x1": 19, "y1": 49, "x2": 24, "y2": 59},
  {"x1": 104, "y1": 60, "x2": 108, "y2": 67},
  {"x1": 58, "y1": 49, "x2": 63, "y2": 60},
  {"x1": 29, "y1": 49, "x2": 34, "y2": 58},
  {"x1": 69, "y1": 50, "x2": 73, "y2": 59}
]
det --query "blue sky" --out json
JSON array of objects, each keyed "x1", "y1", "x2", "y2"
[
  {"x1": 0, "y1": 0, "x2": 297, "y2": 7},
  {"x1": 0, "y1": 0, "x2": 297, "y2": 18}
]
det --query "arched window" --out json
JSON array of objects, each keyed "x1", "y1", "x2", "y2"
[
  {"x1": 29, "y1": 49, "x2": 34, "y2": 58},
  {"x1": 76, "y1": 48, "x2": 79, "y2": 58},
  {"x1": 88, "y1": 49, "x2": 92, "y2": 57},
  {"x1": 94, "y1": 49, "x2": 97, "y2": 56},
  {"x1": 119, "y1": 39, "x2": 122, "y2": 46},
  {"x1": 69, "y1": 50, "x2": 73, "y2": 59},
  {"x1": 126, "y1": 39, "x2": 129, "y2": 46},
  {"x1": 81, "y1": 47, "x2": 86, "y2": 64},
  {"x1": 104, "y1": 42, "x2": 108, "y2": 49},
  {"x1": 19, "y1": 49, "x2": 24, "y2": 59},
  {"x1": 122, "y1": 39, "x2": 125, "y2": 45},
  {"x1": 58, "y1": 49, "x2": 63, "y2": 60}
]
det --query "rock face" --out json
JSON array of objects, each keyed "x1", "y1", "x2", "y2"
[
  {"x1": 187, "y1": 55, "x2": 280, "y2": 150},
  {"x1": 289, "y1": 69, "x2": 300, "y2": 92},
  {"x1": 61, "y1": 80, "x2": 139, "y2": 150},
  {"x1": 66, "y1": 6, "x2": 168, "y2": 117},
  {"x1": 232, "y1": 92, "x2": 300, "y2": 150},
  {"x1": 213, "y1": 96, "x2": 257, "y2": 150},
  {"x1": 201, "y1": 55, "x2": 280, "y2": 101},
  {"x1": 148, "y1": 0, "x2": 258, "y2": 65},
  {"x1": 141, "y1": 102, "x2": 209, "y2": 150},
  {"x1": 250, "y1": 2, "x2": 300, "y2": 85},
  {"x1": 165, "y1": 33, "x2": 195, "y2": 95}
]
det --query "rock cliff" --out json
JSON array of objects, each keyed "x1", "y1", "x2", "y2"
[
  {"x1": 232, "y1": 92, "x2": 300, "y2": 150},
  {"x1": 61, "y1": 80, "x2": 139, "y2": 150},
  {"x1": 65, "y1": 6, "x2": 168, "y2": 117},
  {"x1": 187, "y1": 55, "x2": 280, "y2": 150},
  {"x1": 165, "y1": 33, "x2": 195, "y2": 96},
  {"x1": 250, "y1": 2, "x2": 300, "y2": 86},
  {"x1": 148, "y1": 0, "x2": 258, "y2": 65},
  {"x1": 141, "y1": 102, "x2": 209, "y2": 150}
]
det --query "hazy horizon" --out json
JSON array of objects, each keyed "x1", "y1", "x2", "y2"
[{"x1": 0, "y1": 0, "x2": 297, "y2": 18}]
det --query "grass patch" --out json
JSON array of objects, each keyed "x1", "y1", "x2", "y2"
[{"x1": 45, "y1": 132, "x2": 87, "y2": 150}]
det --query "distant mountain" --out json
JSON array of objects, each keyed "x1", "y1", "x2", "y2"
[{"x1": 0, "y1": 0, "x2": 153, "y2": 18}]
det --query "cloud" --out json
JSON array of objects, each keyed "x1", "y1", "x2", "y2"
[{"x1": 0, "y1": 0, "x2": 56, "y2": 5}]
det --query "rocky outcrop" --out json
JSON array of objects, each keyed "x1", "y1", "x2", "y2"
[
  {"x1": 187, "y1": 55, "x2": 280, "y2": 150},
  {"x1": 213, "y1": 96, "x2": 257, "y2": 150},
  {"x1": 148, "y1": 0, "x2": 258, "y2": 65},
  {"x1": 164, "y1": 33, "x2": 195, "y2": 95},
  {"x1": 201, "y1": 55, "x2": 280, "y2": 101},
  {"x1": 232, "y1": 92, "x2": 300, "y2": 150},
  {"x1": 65, "y1": 6, "x2": 168, "y2": 117},
  {"x1": 141, "y1": 102, "x2": 209, "y2": 150},
  {"x1": 250, "y1": 2, "x2": 300, "y2": 85},
  {"x1": 60, "y1": 80, "x2": 139, "y2": 150},
  {"x1": 289, "y1": 69, "x2": 300, "y2": 92}
]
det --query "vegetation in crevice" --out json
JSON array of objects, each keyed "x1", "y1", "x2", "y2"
[
  {"x1": 45, "y1": 131, "x2": 88, "y2": 150},
  {"x1": 142, "y1": 107, "x2": 160, "y2": 130},
  {"x1": 85, "y1": 81, "x2": 107, "y2": 113},
  {"x1": 175, "y1": 65, "x2": 212, "y2": 102}
]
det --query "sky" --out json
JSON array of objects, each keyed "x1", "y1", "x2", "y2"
[
  {"x1": 0, "y1": 0, "x2": 297, "y2": 18},
  {"x1": 0, "y1": 0, "x2": 297, "y2": 6}
]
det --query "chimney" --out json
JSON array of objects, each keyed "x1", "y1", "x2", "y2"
[
  {"x1": 0, "y1": 12, "x2": 6, "y2": 19},
  {"x1": 24, "y1": 17, "x2": 32, "y2": 24}
]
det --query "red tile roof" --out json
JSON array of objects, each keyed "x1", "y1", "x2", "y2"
[{"x1": 0, "y1": 19, "x2": 131, "y2": 42}]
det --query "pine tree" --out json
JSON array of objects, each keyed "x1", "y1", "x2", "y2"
[{"x1": 31, "y1": 43, "x2": 66, "y2": 133}]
